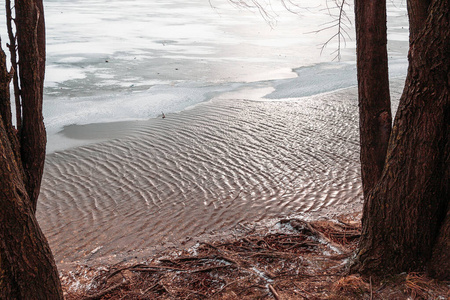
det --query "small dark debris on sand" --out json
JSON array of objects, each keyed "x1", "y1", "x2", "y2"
[{"x1": 63, "y1": 215, "x2": 449, "y2": 299}]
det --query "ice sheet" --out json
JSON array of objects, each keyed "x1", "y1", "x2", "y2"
[{"x1": 0, "y1": 0, "x2": 409, "y2": 152}]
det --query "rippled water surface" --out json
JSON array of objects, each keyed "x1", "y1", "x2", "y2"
[{"x1": 37, "y1": 80, "x2": 403, "y2": 268}]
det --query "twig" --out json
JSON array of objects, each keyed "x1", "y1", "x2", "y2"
[
  {"x1": 190, "y1": 265, "x2": 229, "y2": 273},
  {"x1": 141, "y1": 283, "x2": 160, "y2": 295},
  {"x1": 237, "y1": 284, "x2": 267, "y2": 296},
  {"x1": 161, "y1": 255, "x2": 217, "y2": 263},
  {"x1": 370, "y1": 276, "x2": 373, "y2": 300},
  {"x1": 132, "y1": 265, "x2": 186, "y2": 272},
  {"x1": 83, "y1": 280, "x2": 128, "y2": 300},
  {"x1": 182, "y1": 289, "x2": 208, "y2": 299},
  {"x1": 292, "y1": 282, "x2": 313, "y2": 299},
  {"x1": 211, "y1": 279, "x2": 239, "y2": 296},
  {"x1": 159, "y1": 281, "x2": 172, "y2": 296},
  {"x1": 249, "y1": 251, "x2": 296, "y2": 259},
  {"x1": 268, "y1": 284, "x2": 281, "y2": 300}
]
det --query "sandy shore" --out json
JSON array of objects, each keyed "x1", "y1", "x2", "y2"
[{"x1": 37, "y1": 78, "x2": 405, "y2": 271}]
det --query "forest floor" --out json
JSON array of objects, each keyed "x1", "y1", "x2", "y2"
[{"x1": 62, "y1": 213, "x2": 450, "y2": 299}]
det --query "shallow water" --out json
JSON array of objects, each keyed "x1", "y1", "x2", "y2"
[{"x1": 37, "y1": 79, "x2": 404, "y2": 268}]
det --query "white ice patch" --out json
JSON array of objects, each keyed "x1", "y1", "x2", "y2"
[
  {"x1": 45, "y1": 66, "x2": 87, "y2": 87},
  {"x1": 57, "y1": 57, "x2": 87, "y2": 63},
  {"x1": 43, "y1": 81, "x2": 242, "y2": 135},
  {"x1": 252, "y1": 267, "x2": 274, "y2": 283}
]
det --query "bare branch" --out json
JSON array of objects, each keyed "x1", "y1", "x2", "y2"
[
  {"x1": 225, "y1": 0, "x2": 352, "y2": 61},
  {"x1": 315, "y1": 0, "x2": 351, "y2": 60}
]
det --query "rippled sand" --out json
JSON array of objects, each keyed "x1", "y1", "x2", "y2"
[{"x1": 37, "y1": 81, "x2": 403, "y2": 269}]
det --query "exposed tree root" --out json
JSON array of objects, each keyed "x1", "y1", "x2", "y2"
[{"x1": 62, "y1": 216, "x2": 449, "y2": 299}]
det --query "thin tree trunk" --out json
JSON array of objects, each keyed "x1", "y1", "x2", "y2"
[
  {"x1": 354, "y1": 0, "x2": 392, "y2": 198},
  {"x1": 352, "y1": 0, "x2": 449, "y2": 276},
  {"x1": 15, "y1": 0, "x2": 47, "y2": 212},
  {"x1": 1, "y1": 1, "x2": 26, "y2": 191},
  {"x1": 5, "y1": 0, "x2": 22, "y2": 131},
  {"x1": 0, "y1": 44, "x2": 21, "y2": 167},
  {"x1": 0, "y1": 46, "x2": 13, "y2": 138}
]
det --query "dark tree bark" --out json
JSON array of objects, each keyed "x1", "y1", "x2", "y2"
[
  {"x1": 429, "y1": 206, "x2": 450, "y2": 280},
  {"x1": 5, "y1": 0, "x2": 22, "y2": 131},
  {"x1": 352, "y1": 0, "x2": 449, "y2": 278},
  {"x1": 354, "y1": 0, "x2": 392, "y2": 198},
  {"x1": 0, "y1": 115, "x2": 63, "y2": 299},
  {"x1": 406, "y1": 0, "x2": 431, "y2": 42},
  {"x1": 15, "y1": 0, "x2": 47, "y2": 212},
  {"x1": 1, "y1": 0, "x2": 63, "y2": 297},
  {"x1": 0, "y1": 42, "x2": 21, "y2": 166}
]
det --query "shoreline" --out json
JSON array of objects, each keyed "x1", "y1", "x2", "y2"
[
  {"x1": 62, "y1": 212, "x2": 450, "y2": 299},
  {"x1": 48, "y1": 74, "x2": 407, "y2": 154},
  {"x1": 61, "y1": 212, "x2": 363, "y2": 298},
  {"x1": 55, "y1": 208, "x2": 364, "y2": 273},
  {"x1": 38, "y1": 78, "x2": 405, "y2": 272}
]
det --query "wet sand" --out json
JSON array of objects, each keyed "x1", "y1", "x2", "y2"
[{"x1": 37, "y1": 79, "x2": 404, "y2": 270}]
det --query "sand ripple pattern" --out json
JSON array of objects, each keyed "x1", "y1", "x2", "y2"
[{"x1": 38, "y1": 87, "x2": 367, "y2": 266}]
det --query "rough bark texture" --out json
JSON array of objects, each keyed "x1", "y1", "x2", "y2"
[
  {"x1": 15, "y1": 0, "x2": 47, "y2": 212},
  {"x1": 0, "y1": 45, "x2": 22, "y2": 176},
  {"x1": 407, "y1": 0, "x2": 431, "y2": 42},
  {"x1": 352, "y1": 0, "x2": 449, "y2": 277},
  {"x1": 429, "y1": 205, "x2": 450, "y2": 280},
  {"x1": 354, "y1": 0, "x2": 392, "y2": 198},
  {"x1": 0, "y1": 46, "x2": 13, "y2": 141},
  {"x1": 0, "y1": 115, "x2": 63, "y2": 299}
]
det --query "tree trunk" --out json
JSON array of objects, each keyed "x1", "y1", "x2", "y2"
[
  {"x1": 352, "y1": 0, "x2": 449, "y2": 277},
  {"x1": 1, "y1": 0, "x2": 63, "y2": 297},
  {"x1": 429, "y1": 205, "x2": 450, "y2": 280},
  {"x1": 354, "y1": 0, "x2": 392, "y2": 198},
  {"x1": 0, "y1": 115, "x2": 63, "y2": 299},
  {"x1": 406, "y1": 0, "x2": 431, "y2": 43},
  {"x1": 15, "y1": 0, "x2": 47, "y2": 212},
  {"x1": 0, "y1": 45, "x2": 22, "y2": 168}
]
